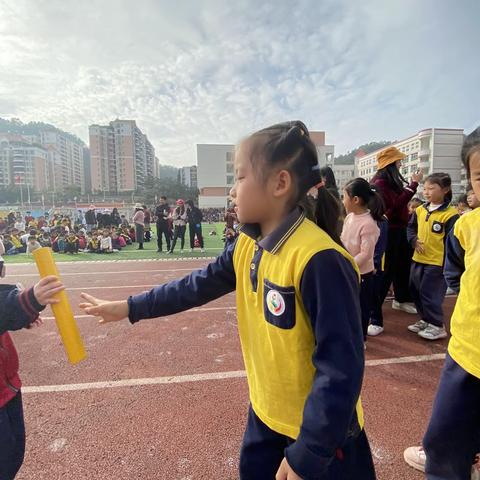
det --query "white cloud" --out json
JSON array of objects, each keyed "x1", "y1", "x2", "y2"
[{"x1": 0, "y1": 0, "x2": 479, "y2": 166}]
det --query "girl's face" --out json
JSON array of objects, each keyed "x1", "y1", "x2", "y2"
[
  {"x1": 468, "y1": 151, "x2": 480, "y2": 207},
  {"x1": 423, "y1": 180, "x2": 449, "y2": 204},
  {"x1": 342, "y1": 190, "x2": 355, "y2": 214},
  {"x1": 229, "y1": 142, "x2": 285, "y2": 225},
  {"x1": 467, "y1": 190, "x2": 480, "y2": 209}
]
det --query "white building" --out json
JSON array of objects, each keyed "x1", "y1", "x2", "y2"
[
  {"x1": 331, "y1": 163, "x2": 355, "y2": 192},
  {"x1": 197, "y1": 144, "x2": 234, "y2": 208},
  {"x1": 179, "y1": 165, "x2": 198, "y2": 189},
  {"x1": 355, "y1": 128, "x2": 465, "y2": 197}
]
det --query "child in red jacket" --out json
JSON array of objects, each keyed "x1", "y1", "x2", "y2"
[{"x1": 0, "y1": 276, "x2": 64, "y2": 480}]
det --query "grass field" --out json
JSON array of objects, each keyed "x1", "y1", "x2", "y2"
[{"x1": 3, "y1": 223, "x2": 226, "y2": 264}]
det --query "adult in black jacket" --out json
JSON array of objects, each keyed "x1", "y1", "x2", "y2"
[
  {"x1": 85, "y1": 206, "x2": 97, "y2": 232},
  {"x1": 154, "y1": 196, "x2": 171, "y2": 252},
  {"x1": 186, "y1": 200, "x2": 204, "y2": 252}
]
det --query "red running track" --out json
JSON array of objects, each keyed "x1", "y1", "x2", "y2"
[{"x1": 2, "y1": 259, "x2": 455, "y2": 480}]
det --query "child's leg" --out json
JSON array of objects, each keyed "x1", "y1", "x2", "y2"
[
  {"x1": 409, "y1": 262, "x2": 425, "y2": 319},
  {"x1": 419, "y1": 265, "x2": 447, "y2": 328},
  {"x1": 370, "y1": 271, "x2": 384, "y2": 327},
  {"x1": 0, "y1": 392, "x2": 26, "y2": 480},
  {"x1": 360, "y1": 273, "x2": 374, "y2": 340},
  {"x1": 423, "y1": 354, "x2": 480, "y2": 479},
  {"x1": 239, "y1": 406, "x2": 291, "y2": 480}
]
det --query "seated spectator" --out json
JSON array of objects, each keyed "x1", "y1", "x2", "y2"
[
  {"x1": 39, "y1": 232, "x2": 52, "y2": 248},
  {"x1": 78, "y1": 232, "x2": 87, "y2": 251},
  {"x1": 86, "y1": 235, "x2": 100, "y2": 253},
  {"x1": 65, "y1": 233, "x2": 79, "y2": 254},
  {"x1": 26, "y1": 235, "x2": 41, "y2": 255},
  {"x1": 99, "y1": 230, "x2": 113, "y2": 253}
]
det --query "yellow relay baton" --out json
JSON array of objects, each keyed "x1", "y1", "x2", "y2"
[{"x1": 33, "y1": 247, "x2": 87, "y2": 364}]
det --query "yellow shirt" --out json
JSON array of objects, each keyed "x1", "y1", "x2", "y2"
[
  {"x1": 448, "y1": 208, "x2": 480, "y2": 378},
  {"x1": 234, "y1": 215, "x2": 364, "y2": 439},
  {"x1": 411, "y1": 203, "x2": 459, "y2": 267}
]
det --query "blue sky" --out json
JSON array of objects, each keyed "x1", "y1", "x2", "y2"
[{"x1": 0, "y1": 0, "x2": 479, "y2": 166}]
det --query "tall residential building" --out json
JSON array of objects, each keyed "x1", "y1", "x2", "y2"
[
  {"x1": 25, "y1": 130, "x2": 86, "y2": 193},
  {"x1": 196, "y1": 131, "x2": 336, "y2": 208},
  {"x1": 179, "y1": 166, "x2": 198, "y2": 188},
  {"x1": 355, "y1": 128, "x2": 465, "y2": 197},
  {"x1": 0, "y1": 138, "x2": 49, "y2": 192},
  {"x1": 89, "y1": 119, "x2": 155, "y2": 193}
]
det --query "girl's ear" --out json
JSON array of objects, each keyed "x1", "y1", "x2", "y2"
[{"x1": 272, "y1": 169, "x2": 293, "y2": 198}]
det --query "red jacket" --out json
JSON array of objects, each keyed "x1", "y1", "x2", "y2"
[
  {"x1": 371, "y1": 178, "x2": 418, "y2": 229},
  {"x1": 0, "y1": 285, "x2": 44, "y2": 407}
]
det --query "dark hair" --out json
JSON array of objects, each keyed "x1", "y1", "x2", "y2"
[
  {"x1": 319, "y1": 166, "x2": 340, "y2": 199},
  {"x1": 246, "y1": 121, "x2": 341, "y2": 244},
  {"x1": 424, "y1": 172, "x2": 452, "y2": 203},
  {"x1": 186, "y1": 200, "x2": 194, "y2": 207},
  {"x1": 461, "y1": 127, "x2": 480, "y2": 178},
  {"x1": 344, "y1": 178, "x2": 385, "y2": 222},
  {"x1": 160, "y1": 196, "x2": 167, "y2": 201},
  {"x1": 373, "y1": 162, "x2": 408, "y2": 193}
]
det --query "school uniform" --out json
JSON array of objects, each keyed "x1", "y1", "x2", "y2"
[
  {"x1": 127, "y1": 208, "x2": 375, "y2": 479},
  {"x1": 0, "y1": 285, "x2": 45, "y2": 480},
  {"x1": 406, "y1": 202, "x2": 458, "y2": 328},
  {"x1": 423, "y1": 208, "x2": 480, "y2": 479},
  {"x1": 370, "y1": 217, "x2": 389, "y2": 328}
]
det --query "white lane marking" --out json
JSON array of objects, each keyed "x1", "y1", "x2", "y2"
[
  {"x1": 22, "y1": 353, "x2": 446, "y2": 394},
  {"x1": 365, "y1": 353, "x2": 446, "y2": 366},
  {"x1": 41, "y1": 306, "x2": 237, "y2": 320},
  {"x1": 11, "y1": 268, "x2": 201, "y2": 277}
]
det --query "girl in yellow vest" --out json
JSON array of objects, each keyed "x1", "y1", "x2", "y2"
[
  {"x1": 406, "y1": 173, "x2": 459, "y2": 340},
  {"x1": 79, "y1": 121, "x2": 375, "y2": 480}
]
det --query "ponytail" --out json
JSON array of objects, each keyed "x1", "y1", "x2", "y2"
[
  {"x1": 345, "y1": 178, "x2": 385, "y2": 222},
  {"x1": 313, "y1": 187, "x2": 342, "y2": 246}
]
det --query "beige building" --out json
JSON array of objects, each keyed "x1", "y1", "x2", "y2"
[
  {"x1": 25, "y1": 130, "x2": 86, "y2": 193},
  {"x1": 89, "y1": 119, "x2": 156, "y2": 193},
  {"x1": 355, "y1": 128, "x2": 465, "y2": 197},
  {"x1": 0, "y1": 138, "x2": 49, "y2": 192},
  {"x1": 179, "y1": 165, "x2": 198, "y2": 188}
]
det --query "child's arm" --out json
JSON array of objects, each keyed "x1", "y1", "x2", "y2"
[
  {"x1": 353, "y1": 223, "x2": 379, "y2": 272},
  {"x1": 80, "y1": 242, "x2": 237, "y2": 323},
  {"x1": 444, "y1": 228, "x2": 465, "y2": 294},
  {"x1": 284, "y1": 250, "x2": 364, "y2": 478},
  {"x1": 407, "y1": 210, "x2": 424, "y2": 254},
  {"x1": 0, "y1": 276, "x2": 63, "y2": 334}
]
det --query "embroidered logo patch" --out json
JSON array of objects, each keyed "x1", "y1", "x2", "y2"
[
  {"x1": 266, "y1": 290, "x2": 286, "y2": 316},
  {"x1": 432, "y1": 222, "x2": 443, "y2": 233}
]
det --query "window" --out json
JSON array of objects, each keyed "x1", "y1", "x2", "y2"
[
  {"x1": 226, "y1": 175, "x2": 234, "y2": 185},
  {"x1": 226, "y1": 163, "x2": 234, "y2": 173}
]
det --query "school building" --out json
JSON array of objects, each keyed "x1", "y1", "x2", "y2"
[{"x1": 355, "y1": 128, "x2": 466, "y2": 197}]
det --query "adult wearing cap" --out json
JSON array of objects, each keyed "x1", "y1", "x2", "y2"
[
  {"x1": 133, "y1": 203, "x2": 145, "y2": 250},
  {"x1": 369, "y1": 146, "x2": 424, "y2": 335},
  {"x1": 168, "y1": 199, "x2": 188, "y2": 254},
  {"x1": 85, "y1": 205, "x2": 97, "y2": 233}
]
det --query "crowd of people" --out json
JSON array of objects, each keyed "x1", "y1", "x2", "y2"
[{"x1": 1, "y1": 121, "x2": 479, "y2": 479}]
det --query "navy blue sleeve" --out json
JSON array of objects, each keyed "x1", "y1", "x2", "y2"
[
  {"x1": 285, "y1": 250, "x2": 364, "y2": 479},
  {"x1": 128, "y1": 242, "x2": 236, "y2": 322},
  {"x1": 0, "y1": 285, "x2": 45, "y2": 334},
  {"x1": 444, "y1": 229, "x2": 464, "y2": 294},
  {"x1": 406, "y1": 212, "x2": 418, "y2": 247},
  {"x1": 373, "y1": 219, "x2": 388, "y2": 270}
]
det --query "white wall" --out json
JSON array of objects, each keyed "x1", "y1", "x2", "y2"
[
  {"x1": 197, "y1": 144, "x2": 235, "y2": 189},
  {"x1": 199, "y1": 195, "x2": 228, "y2": 208}
]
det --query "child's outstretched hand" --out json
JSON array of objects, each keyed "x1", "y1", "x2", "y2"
[
  {"x1": 33, "y1": 276, "x2": 65, "y2": 306},
  {"x1": 79, "y1": 293, "x2": 129, "y2": 324}
]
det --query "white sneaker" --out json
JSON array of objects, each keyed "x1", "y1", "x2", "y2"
[
  {"x1": 418, "y1": 324, "x2": 448, "y2": 340},
  {"x1": 407, "y1": 319, "x2": 429, "y2": 333},
  {"x1": 392, "y1": 300, "x2": 418, "y2": 315},
  {"x1": 403, "y1": 446, "x2": 426, "y2": 473},
  {"x1": 367, "y1": 325, "x2": 384, "y2": 336}
]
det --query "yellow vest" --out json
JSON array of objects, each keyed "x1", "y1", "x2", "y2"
[
  {"x1": 233, "y1": 216, "x2": 364, "y2": 439},
  {"x1": 412, "y1": 204, "x2": 458, "y2": 267},
  {"x1": 448, "y1": 209, "x2": 480, "y2": 378}
]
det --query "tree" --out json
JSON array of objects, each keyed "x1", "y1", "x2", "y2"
[
  {"x1": 334, "y1": 141, "x2": 392, "y2": 165},
  {"x1": 0, "y1": 186, "x2": 20, "y2": 204}
]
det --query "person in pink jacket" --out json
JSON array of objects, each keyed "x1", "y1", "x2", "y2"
[{"x1": 341, "y1": 178, "x2": 384, "y2": 343}]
